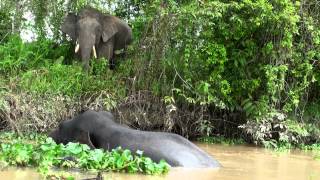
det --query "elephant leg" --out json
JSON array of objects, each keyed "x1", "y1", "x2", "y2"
[
  {"x1": 98, "y1": 41, "x2": 114, "y2": 70},
  {"x1": 79, "y1": 48, "x2": 90, "y2": 72},
  {"x1": 109, "y1": 58, "x2": 115, "y2": 70}
]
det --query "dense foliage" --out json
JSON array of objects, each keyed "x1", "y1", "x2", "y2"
[
  {"x1": 0, "y1": 133, "x2": 170, "y2": 178},
  {"x1": 130, "y1": 0, "x2": 320, "y2": 146},
  {"x1": 0, "y1": 0, "x2": 320, "y2": 148}
]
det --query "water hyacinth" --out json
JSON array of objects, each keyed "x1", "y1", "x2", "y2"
[{"x1": 0, "y1": 133, "x2": 170, "y2": 178}]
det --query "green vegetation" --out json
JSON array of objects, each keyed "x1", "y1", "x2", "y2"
[
  {"x1": 0, "y1": 0, "x2": 320, "y2": 155},
  {"x1": 299, "y1": 143, "x2": 320, "y2": 151},
  {"x1": 0, "y1": 132, "x2": 170, "y2": 178},
  {"x1": 151, "y1": 0, "x2": 320, "y2": 146},
  {"x1": 268, "y1": 143, "x2": 320, "y2": 160},
  {"x1": 198, "y1": 136, "x2": 245, "y2": 146},
  {"x1": 0, "y1": 36, "x2": 126, "y2": 97}
]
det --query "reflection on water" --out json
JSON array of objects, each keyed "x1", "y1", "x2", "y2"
[{"x1": 0, "y1": 143, "x2": 319, "y2": 180}]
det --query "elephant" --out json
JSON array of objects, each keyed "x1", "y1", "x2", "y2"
[
  {"x1": 49, "y1": 110, "x2": 221, "y2": 168},
  {"x1": 61, "y1": 7, "x2": 133, "y2": 70}
]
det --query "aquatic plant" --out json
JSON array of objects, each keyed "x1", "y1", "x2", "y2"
[{"x1": 0, "y1": 132, "x2": 170, "y2": 178}]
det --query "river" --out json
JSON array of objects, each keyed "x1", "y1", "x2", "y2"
[{"x1": 0, "y1": 143, "x2": 319, "y2": 180}]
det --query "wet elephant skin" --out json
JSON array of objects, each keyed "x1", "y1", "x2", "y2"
[{"x1": 49, "y1": 110, "x2": 221, "y2": 168}]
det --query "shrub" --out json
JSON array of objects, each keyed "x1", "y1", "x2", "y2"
[{"x1": 129, "y1": 0, "x2": 320, "y2": 144}]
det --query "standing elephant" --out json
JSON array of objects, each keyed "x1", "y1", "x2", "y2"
[
  {"x1": 61, "y1": 7, "x2": 132, "y2": 70},
  {"x1": 49, "y1": 110, "x2": 221, "y2": 168}
]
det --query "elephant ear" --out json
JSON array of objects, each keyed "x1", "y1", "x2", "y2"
[
  {"x1": 76, "y1": 130, "x2": 96, "y2": 149},
  {"x1": 101, "y1": 16, "x2": 118, "y2": 42},
  {"x1": 61, "y1": 13, "x2": 78, "y2": 40}
]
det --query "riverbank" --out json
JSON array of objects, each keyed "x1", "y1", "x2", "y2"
[{"x1": 198, "y1": 136, "x2": 320, "y2": 158}]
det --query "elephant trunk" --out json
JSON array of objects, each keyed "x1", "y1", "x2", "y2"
[
  {"x1": 49, "y1": 129, "x2": 61, "y2": 143},
  {"x1": 75, "y1": 39, "x2": 96, "y2": 59},
  {"x1": 78, "y1": 36, "x2": 97, "y2": 61}
]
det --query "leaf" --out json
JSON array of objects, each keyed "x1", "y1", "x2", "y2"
[{"x1": 136, "y1": 150, "x2": 144, "y2": 156}]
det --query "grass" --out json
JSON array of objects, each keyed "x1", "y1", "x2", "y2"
[{"x1": 198, "y1": 136, "x2": 245, "y2": 145}]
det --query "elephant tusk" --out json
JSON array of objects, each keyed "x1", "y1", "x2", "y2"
[
  {"x1": 75, "y1": 42, "x2": 80, "y2": 53},
  {"x1": 92, "y1": 46, "x2": 97, "y2": 58}
]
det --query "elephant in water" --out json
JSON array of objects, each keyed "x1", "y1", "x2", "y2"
[
  {"x1": 49, "y1": 110, "x2": 221, "y2": 168},
  {"x1": 61, "y1": 7, "x2": 132, "y2": 70}
]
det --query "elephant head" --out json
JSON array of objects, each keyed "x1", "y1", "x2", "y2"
[
  {"x1": 49, "y1": 111, "x2": 117, "y2": 149},
  {"x1": 61, "y1": 7, "x2": 132, "y2": 71},
  {"x1": 49, "y1": 118, "x2": 97, "y2": 149}
]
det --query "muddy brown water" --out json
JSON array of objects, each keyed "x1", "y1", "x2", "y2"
[{"x1": 0, "y1": 143, "x2": 319, "y2": 180}]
